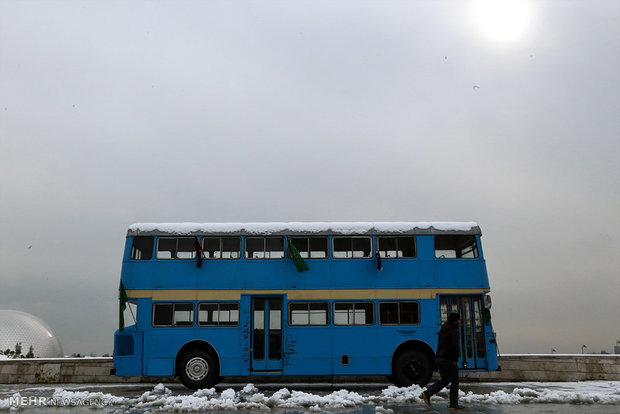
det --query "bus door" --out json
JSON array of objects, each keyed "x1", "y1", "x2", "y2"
[
  {"x1": 251, "y1": 296, "x2": 283, "y2": 371},
  {"x1": 439, "y1": 295, "x2": 487, "y2": 370}
]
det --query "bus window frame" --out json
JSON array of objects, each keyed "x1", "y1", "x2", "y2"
[
  {"x1": 378, "y1": 301, "x2": 421, "y2": 326},
  {"x1": 244, "y1": 236, "x2": 286, "y2": 260},
  {"x1": 333, "y1": 301, "x2": 375, "y2": 326},
  {"x1": 331, "y1": 236, "x2": 373, "y2": 259},
  {"x1": 434, "y1": 235, "x2": 479, "y2": 259},
  {"x1": 288, "y1": 236, "x2": 329, "y2": 259},
  {"x1": 152, "y1": 302, "x2": 195, "y2": 327},
  {"x1": 376, "y1": 236, "x2": 417, "y2": 259},
  {"x1": 197, "y1": 301, "x2": 240, "y2": 326},
  {"x1": 288, "y1": 301, "x2": 330, "y2": 326},
  {"x1": 156, "y1": 237, "x2": 197, "y2": 260},
  {"x1": 201, "y1": 237, "x2": 242, "y2": 260},
  {"x1": 130, "y1": 236, "x2": 154, "y2": 260}
]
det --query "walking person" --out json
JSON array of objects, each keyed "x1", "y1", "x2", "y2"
[{"x1": 421, "y1": 312, "x2": 464, "y2": 410}]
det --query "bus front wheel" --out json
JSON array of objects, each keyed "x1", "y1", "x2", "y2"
[
  {"x1": 178, "y1": 350, "x2": 219, "y2": 390},
  {"x1": 392, "y1": 349, "x2": 433, "y2": 387}
]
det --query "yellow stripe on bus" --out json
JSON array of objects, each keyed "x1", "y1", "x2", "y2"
[{"x1": 125, "y1": 288, "x2": 489, "y2": 301}]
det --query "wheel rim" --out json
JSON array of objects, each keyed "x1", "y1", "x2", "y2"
[{"x1": 186, "y1": 357, "x2": 209, "y2": 381}]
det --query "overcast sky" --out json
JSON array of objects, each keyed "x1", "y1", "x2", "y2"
[{"x1": 1, "y1": 0, "x2": 618, "y2": 356}]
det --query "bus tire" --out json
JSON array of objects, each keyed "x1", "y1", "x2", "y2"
[
  {"x1": 178, "y1": 350, "x2": 219, "y2": 390},
  {"x1": 392, "y1": 349, "x2": 433, "y2": 387}
]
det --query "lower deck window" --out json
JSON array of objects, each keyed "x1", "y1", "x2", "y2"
[
  {"x1": 152, "y1": 303, "x2": 194, "y2": 326},
  {"x1": 334, "y1": 302, "x2": 374, "y2": 325},
  {"x1": 198, "y1": 302, "x2": 239, "y2": 326},
  {"x1": 289, "y1": 302, "x2": 329, "y2": 325},
  {"x1": 379, "y1": 301, "x2": 420, "y2": 325}
]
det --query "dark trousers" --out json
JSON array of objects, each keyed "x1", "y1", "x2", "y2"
[{"x1": 425, "y1": 357, "x2": 459, "y2": 407}]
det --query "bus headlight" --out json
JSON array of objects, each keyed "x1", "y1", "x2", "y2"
[{"x1": 484, "y1": 295, "x2": 492, "y2": 309}]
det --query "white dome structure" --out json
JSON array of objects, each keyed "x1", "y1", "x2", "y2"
[{"x1": 0, "y1": 310, "x2": 63, "y2": 358}]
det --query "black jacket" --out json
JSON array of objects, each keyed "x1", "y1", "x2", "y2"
[{"x1": 435, "y1": 322, "x2": 461, "y2": 362}]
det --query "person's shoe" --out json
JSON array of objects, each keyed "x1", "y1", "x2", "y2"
[
  {"x1": 420, "y1": 392, "x2": 431, "y2": 407},
  {"x1": 449, "y1": 405, "x2": 465, "y2": 411}
]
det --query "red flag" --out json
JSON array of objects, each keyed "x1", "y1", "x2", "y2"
[
  {"x1": 376, "y1": 250, "x2": 383, "y2": 271},
  {"x1": 194, "y1": 237, "x2": 203, "y2": 268}
]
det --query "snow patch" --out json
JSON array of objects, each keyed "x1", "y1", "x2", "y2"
[
  {"x1": 50, "y1": 387, "x2": 126, "y2": 405},
  {"x1": 1, "y1": 382, "x2": 619, "y2": 411}
]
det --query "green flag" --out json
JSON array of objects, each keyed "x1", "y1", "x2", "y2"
[
  {"x1": 482, "y1": 308, "x2": 492, "y2": 324},
  {"x1": 119, "y1": 281, "x2": 128, "y2": 332},
  {"x1": 287, "y1": 238, "x2": 309, "y2": 272}
]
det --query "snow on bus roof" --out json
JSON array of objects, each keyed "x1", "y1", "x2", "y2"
[{"x1": 127, "y1": 222, "x2": 481, "y2": 236}]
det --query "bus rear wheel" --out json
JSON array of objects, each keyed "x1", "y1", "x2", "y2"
[
  {"x1": 178, "y1": 350, "x2": 219, "y2": 390},
  {"x1": 392, "y1": 349, "x2": 433, "y2": 387}
]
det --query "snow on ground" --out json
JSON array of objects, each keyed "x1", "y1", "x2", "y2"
[
  {"x1": 460, "y1": 382, "x2": 620, "y2": 405},
  {"x1": 0, "y1": 382, "x2": 619, "y2": 411}
]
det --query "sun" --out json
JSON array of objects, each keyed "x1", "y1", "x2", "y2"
[{"x1": 473, "y1": 0, "x2": 532, "y2": 43}]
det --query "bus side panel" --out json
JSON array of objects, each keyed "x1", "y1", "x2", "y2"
[
  {"x1": 375, "y1": 298, "x2": 440, "y2": 375},
  {"x1": 233, "y1": 295, "x2": 252, "y2": 376},
  {"x1": 144, "y1": 357, "x2": 174, "y2": 376},
  {"x1": 143, "y1": 326, "x2": 246, "y2": 377},
  {"x1": 283, "y1": 327, "x2": 332, "y2": 375},
  {"x1": 376, "y1": 261, "x2": 422, "y2": 290},
  {"x1": 435, "y1": 260, "x2": 487, "y2": 288},
  {"x1": 121, "y1": 260, "x2": 155, "y2": 291},
  {"x1": 331, "y1": 325, "x2": 380, "y2": 375},
  {"x1": 143, "y1": 329, "x2": 183, "y2": 376},
  {"x1": 113, "y1": 326, "x2": 143, "y2": 376},
  {"x1": 375, "y1": 325, "x2": 436, "y2": 372},
  {"x1": 485, "y1": 324, "x2": 499, "y2": 371}
]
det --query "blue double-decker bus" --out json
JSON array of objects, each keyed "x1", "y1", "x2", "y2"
[{"x1": 113, "y1": 222, "x2": 498, "y2": 389}]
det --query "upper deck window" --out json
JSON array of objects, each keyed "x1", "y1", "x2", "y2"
[
  {"x1": 332, "y1": 236, "x2": 372, "y2": 259},
  {"x1": 377, "y1": 236, "x2": 416, "y2": 258},
  {"x1": 202, "y1": 237, "x2": 241, "y2": 259},
  {"x1": 288, "y1": 237, "x2": 329, "y2": 259},
  {"x1": 130, "y1": 236, "x2": 154, "y2": 260},
  {"x1": 156, "y1": 237, "x2": 197, "y2": 260},
  {"x1": 245, "y1": 237, "x2": 285, "y2": 259},
  {"x1": 435, "y1": 235, "x2": 479, "y2": 258}
]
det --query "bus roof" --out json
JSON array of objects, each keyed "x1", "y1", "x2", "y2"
[{"x1": 127, "y1": 222, "x2": 481, "y2": 236}]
